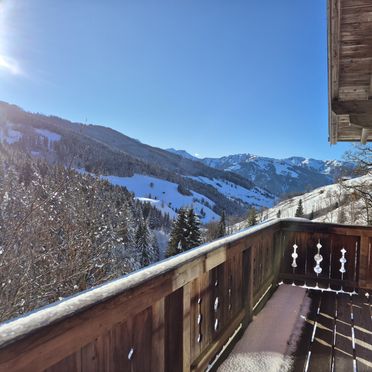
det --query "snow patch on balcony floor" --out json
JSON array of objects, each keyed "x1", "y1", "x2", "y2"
[{"x1": 218, "y1": 284, "x2": 310, "y2": 372}]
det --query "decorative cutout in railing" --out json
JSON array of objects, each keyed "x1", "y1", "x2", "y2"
[
  {"x1": 291, "y1": 243, "x2": 298, "y2": 269},
  {"x1": 213, "y1": 276, "x2": 219, "y2": 333},
  {"x1": 314, "y1": 240, "x2": 323, "y2": 275},
  {"x1": 197, "y1": 296, "x2": 202, "y2": 343},
  {"x1": 228, "y1": 274, "x2": 232, "y2": 312},
  {"x1": 127, "y1": 347, "x2": 134, "y2": 361},
  {"x1": 339, "y1": 247, "x2": 346, "y2": 278}
]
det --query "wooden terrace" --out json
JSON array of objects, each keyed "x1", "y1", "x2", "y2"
[{"x1": 0, "y1": 218, "x2": 371, "y2": 371}]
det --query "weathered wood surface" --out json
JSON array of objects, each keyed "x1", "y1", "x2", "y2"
[
  {"x1": 0, "y1": 219, "x2": 371, "y2": 372},
  {"x1": 293, "y1": 290, "x2": 372, "y2": 372},
  {"x1": 328, "y1": 0, "x2": 372, "y2": 143},
  {"x1": 279, "y1": 220, "x2": 372, "y2": 291}
]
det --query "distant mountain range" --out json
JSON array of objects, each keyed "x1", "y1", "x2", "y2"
[
  {"x1": 0, "y1": 101, "x2": 275, "y2": 222},
  {"x1": 166, "y1": 149, "x2": 353, "y2": 197}
]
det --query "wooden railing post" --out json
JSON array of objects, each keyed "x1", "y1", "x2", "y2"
[
  {"x1": 359, "y1": 234, "x2": 372, "y2": 289},
  {"x1": 242, "y1": 247, "x2": 253, "y2": 325},
  {"x1": 183, "y1": 283, "x2": 191, "y2": 372}
]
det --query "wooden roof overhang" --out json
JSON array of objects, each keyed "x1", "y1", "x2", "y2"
[{"x1": 328, "y1": 0, "x2": 372, "y2": 144}]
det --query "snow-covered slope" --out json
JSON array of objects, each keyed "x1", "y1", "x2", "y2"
[
  {"x1": 188, "y1": 176, "x2": 275, "y2": 209},
  {"x1": 258, "y1": 175, "x2": 372, "y2": 226},
  {"x1": 0, "y1": 124, "x2": 23, "y2": 144},
  {"x1": 103, "y1": 174, "x2": 220, "y2": 223},
  {"x1": 166, "y1": 148, "x2": 198, "y2": 161}
]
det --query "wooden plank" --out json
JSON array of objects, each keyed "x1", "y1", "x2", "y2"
[
  {"x1": 334, "y1": 293, "x2": 354, "y2": 371},
  {"x1": 152, "y1": 299, "x2": 165, "y2": 372},
  {"x1": 45, "y1": 352, "x2": 81, "y2": 372},
  {"x1": 182, "y1": 283, "x2": 191, "y2": 372},
  {"x1": 291, "y1": 290, "x2": 322, "y2": 371},
  {"x1": 359, "y1": 235, "x2": 372, "y2": 289},
  {"x1": 308, "y1": 291, "x2": 336, "y2": 372},
  {"x1": 132, "y1": 307, "x2": 152, "y2": 372},
  {"x1": 165, "y1": 288, "x2": 184, "y2": 372},
  {"x1": 200, "y1": 271, "x2": 212, "y2": 356},
  {"x1": 189, "y1": 277, "x2": 201, "y2": 364},
  {"x1": 352, "y1": 294, "x2": 372, "y2": 371}
]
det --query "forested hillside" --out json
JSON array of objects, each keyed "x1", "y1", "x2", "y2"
[
  {"x1": 0, "y1": 143, "x2": 170, "y2": 322},
  {"x1": 0, "y1": 101, "x2": 275, "y2": 219}
]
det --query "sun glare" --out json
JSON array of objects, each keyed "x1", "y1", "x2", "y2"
[
  {"x1": 0, "y1": 0, "x2": 22, "y2": 76},
  {"x1": 0, "y1": 54, "x2": 21, "y2": 75}
]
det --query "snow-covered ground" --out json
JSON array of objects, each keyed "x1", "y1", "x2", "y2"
[
  {"x1": 232, "y1": 174, "x2": 372, "y2": 231},
  {"x1": 0, "y1": 124, "x2": 23, "y2": 144},
  {"x1": 218, "y1": 285, "x2": 310, "y2": 372},
  {"x1": 35, "y1": 128, "x2": 61, "y2": 143},
  {"x1": 263, "y1": 175, "x2": 372, "y2": 224},
  {"x1": 0, "y1": 123, "x2": 61, "y2": 147},
  {"x1": 188, "y1": 176, "x2": 275, "y2": 208},
  {"x1": 103, "y1": 174, "x2": 220, "y2": 223}
]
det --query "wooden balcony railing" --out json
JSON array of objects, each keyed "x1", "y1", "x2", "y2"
[{"x1": 0, "y1": 219, "x2": 371, "y2": 372}]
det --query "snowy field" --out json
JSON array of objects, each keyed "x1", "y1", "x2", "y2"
[
  {"x1": 103, "y1": 174, "x2": 220, "y2": 223},
  {"x1": 0, "y1": 124, "x2": 23, "y2": 144},
  {"x1": 0, "y1": 123, "x2": 61, "y2": 147},
  {"x1": 188, "y1": 176, "x2": 275, "y2": 208},
  {"x1": 35, "y1": 128, "x2": 61, "y2": 144}
]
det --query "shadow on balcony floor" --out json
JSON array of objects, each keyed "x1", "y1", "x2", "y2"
[{"x1": 218, "y1": 285, "x2": 372, "y2": 372}]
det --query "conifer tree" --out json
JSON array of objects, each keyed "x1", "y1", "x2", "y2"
[
  {"x1": 276, "y1": 209, "x2": 281, "y2": 218},
  {"x1": 217, "y1": 210, "x2": 226, "y2": 238},
  {"x1": 309, "y1": 209, "x2": 314, "y2": 220},
  {"x1": 167, "y1": 208, "x2": 202, "y2": 257},
  {"x1": 135, "y1": 220, "x2": 151, "y2": 266},
  {"x1": 295, "y1": 199, "x2": 304, "y2": 217},
  {"x1": 247, "y1": 207, "x2": 257, "y2": 226},
  {"x1": 167, "y1": 209, "x2": 188, "y2": 257},
  {"x1": 186, "y1": 208, "x2": 201, "y2": 248}
]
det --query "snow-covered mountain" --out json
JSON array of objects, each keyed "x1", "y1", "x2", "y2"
[
  {"x1": 166, "y1": 148, "x2": 198, "y2": 161},
  {"x1": 166, "y1": 150, "x2": 353, "y2": 198},
  {"x1": 0, "y1": 101, "x2": 276, "y2": 222}
]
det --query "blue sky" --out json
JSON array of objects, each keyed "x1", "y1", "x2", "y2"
[{"x1": 0, "y1": 0, "x2": 352, "y2": 160}]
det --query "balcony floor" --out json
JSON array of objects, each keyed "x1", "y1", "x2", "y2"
[{"x1": 218, "y1": 285, "x2": 372, "y2": 372}]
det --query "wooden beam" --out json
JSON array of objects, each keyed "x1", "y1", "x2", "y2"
[
  {"x1": 361, "y1": 128, "x2": 370, "y2": 144},
  {"x1": 328, "y1": 0, "x2": 341, "y2": 143},
  {"x1": 332, "y1": 99, "x2": 372, "y2": 115}
]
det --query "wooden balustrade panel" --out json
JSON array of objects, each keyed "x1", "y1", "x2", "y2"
[
  {"x1": 190, "y1": 271, "x2": 212, "y2": 364},
  {"x1": 189, "y1": 243, "x2": 246, "y2": 369},
  {"x1": 45, "y1": 307, "x2": 153, "y2": 372},
  {"x1": 279, "y1": 230, "x2": 360, "y2": 290},
  {"x1": 7, "y1": 220, "x2": 370, "y2": 372},
  {"x1": 252, "y1": 231, "x2": 276, "y2": 304},
  {"x1": 225, "y1": 249, "x2": 243, "y2": 320}
]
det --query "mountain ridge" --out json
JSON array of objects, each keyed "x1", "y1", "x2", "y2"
[
  {"x1": 166, "y1": 149, "x2": 353, "y2": 197},
  {"x1": 0, "y1": 101, "x2": 276, "y2": 221}
]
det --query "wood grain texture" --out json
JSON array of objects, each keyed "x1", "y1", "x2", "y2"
[{"x1": 329, "y1": 0, "x2": 372, "y2": 142}]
